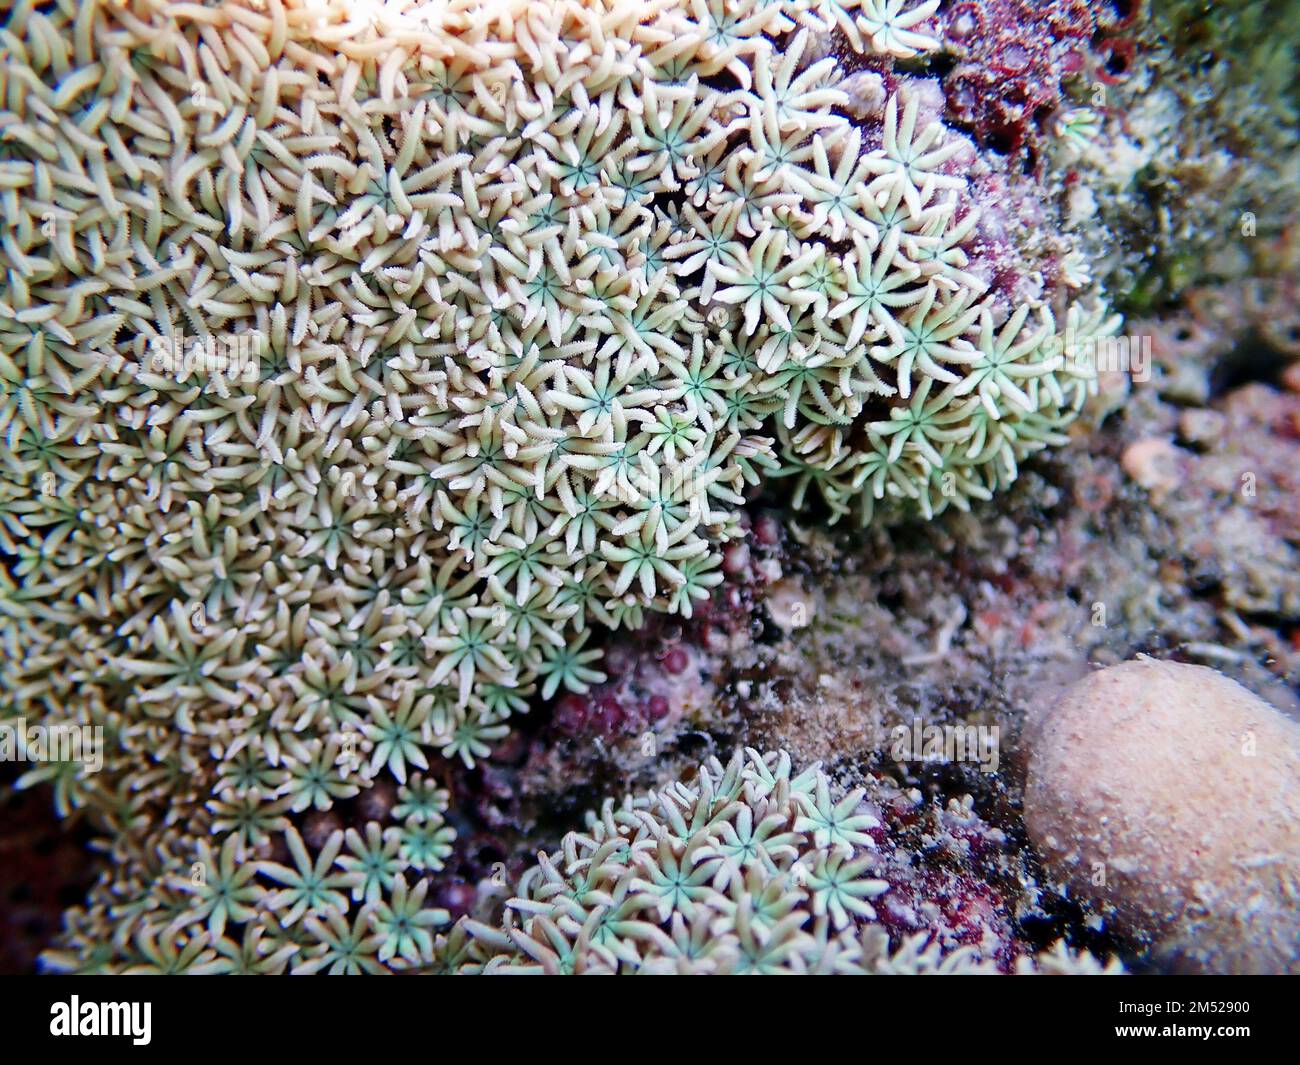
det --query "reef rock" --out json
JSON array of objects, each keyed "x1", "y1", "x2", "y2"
[{"x1": 1024, "y1": 658, "x2": 1300, "y2": 973}]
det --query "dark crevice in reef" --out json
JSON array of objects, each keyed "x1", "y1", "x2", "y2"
[
  {"x1": 926, "y1": 751, "x2": 1145, "y2": 966},
  {"x1": 0, "y1": 769, "x2": 101, "y2": 974},
  {"x1": 1210, "y1": 333, "x2": 1297, "y2": 398}
]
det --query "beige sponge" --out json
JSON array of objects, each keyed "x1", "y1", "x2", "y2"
[{"x1": 1024, "y1": 657, "x2": 1300, "y2": 973}]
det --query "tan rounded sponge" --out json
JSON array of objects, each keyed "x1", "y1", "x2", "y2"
[{"x1": 1024, "y1": 658, "x2": 1300, "y2": 973}]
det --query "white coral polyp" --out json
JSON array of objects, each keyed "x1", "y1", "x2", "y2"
[{"x1": 2, "y1": 0, "x2": 1112, "y2": 784}]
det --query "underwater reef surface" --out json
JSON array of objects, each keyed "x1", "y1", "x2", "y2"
[{"x1": 0, "y1": 0, "x2": 1297, "y2": 974}]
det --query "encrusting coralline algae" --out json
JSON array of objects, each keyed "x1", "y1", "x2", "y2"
[{"x1": 0, "y1": 0, "x2": 1127, "y2": 972}]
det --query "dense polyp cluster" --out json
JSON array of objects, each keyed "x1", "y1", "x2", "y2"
[
  {"x1": 0, "y1": 0, "x2": 1114, "y2": 971},
  {"x1": 451, "y1": 748, "x2": 1118, "y2": 973}
]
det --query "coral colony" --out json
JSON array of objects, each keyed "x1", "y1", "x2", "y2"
[
  {"x1": 0, "y1": 0, "x2": 1294, "y2": 977},
  {"x1": 452, "y1": 749, "x2": 1117, "y2": 974}
]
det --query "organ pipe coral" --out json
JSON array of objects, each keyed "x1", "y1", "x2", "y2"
[
  {"x1": 448, "y1": 748, "x2": 1121, "y2": 974},
  {"x1": 0, "y1": 0, "x2": 1117, "y2": 973}
]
